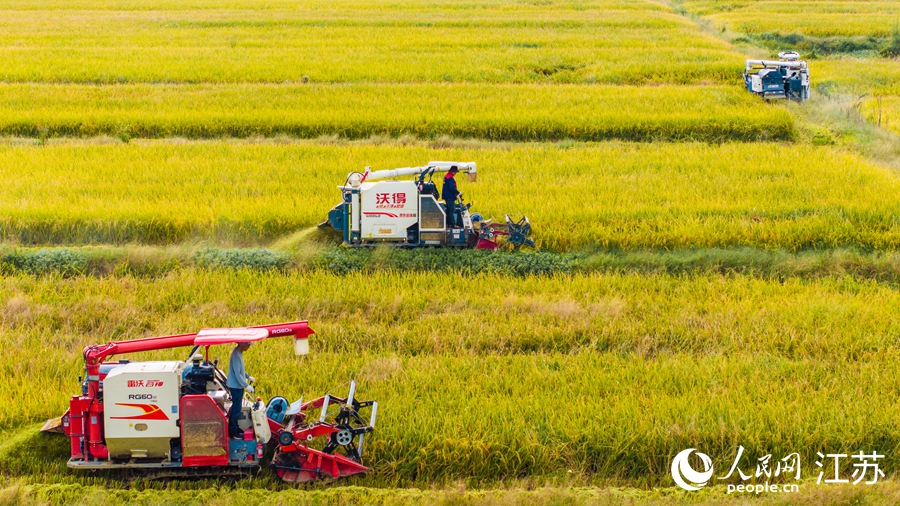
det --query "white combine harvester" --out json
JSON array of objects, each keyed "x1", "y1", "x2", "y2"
[
  {"x1": 744, "y1": 51, "x2": 810, "y2": 101},
  {"x1": 320, "y1": 161, "x2": 533, "y2": 249}
]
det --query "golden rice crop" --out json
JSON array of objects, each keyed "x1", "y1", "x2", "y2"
[
  {"x1": 810, "y1": 58, "x2": 900, "y2": 95},
  {"x1": 0, "y1": 0, "x2": 743, "y2": 84},
  {"x1": 0, "y1": 0, "x2": 896, "y2": 499},
  {"x1": 1, "y1": 269, "x2": 898, "y2": 364},
  {"x1": 0, "y1": 141, "x2": 896, "y2": 250},
  {"x1": 1, "y1": 270, "x2": 899, "y2": 487},
  {"x1": 13, "y1": 353, "x2": 900, "y2": 487},
  {"x1": 0, "y1": 0, "x2": 670, "y2": 8},
  {"x1": 862, "y1": 96, "x2": 900, "y2": 136},
  {"x1": 0, "y1": 83, "x2": 787, "y2": 142}
]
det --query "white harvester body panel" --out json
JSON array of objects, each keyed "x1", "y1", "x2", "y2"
[
  {"x1": 750, "y1": 74, "x2": 763, "y2": 92},
  {"x1": 103, "y1": 361, "x2": 185, "y2": 458},
  {"x1": 359, "y1": 181, "x2": 419, "y2": 241},
  {"x1": 251, "y1": 402, "x2": 272, "y2": 443}
]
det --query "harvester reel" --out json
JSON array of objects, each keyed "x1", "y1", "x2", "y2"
[
  {"x1": 320, "y1": 400, "x2": 375, "y2": 461},
  {"x1": 270, "y1": 382, "x2": 377, "y2": 484},
  {"x1": 322, "y1": 421, "x2": 371, "y2": 461},
  {"x1": 506, "y1": 215, "x2": 535, "y2": 249}
]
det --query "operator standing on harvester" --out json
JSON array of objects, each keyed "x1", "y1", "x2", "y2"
[
  {"x1": 227, "y1": 341, "x2": 254, "y2": 439},
  {"x1": 442, "y1": 165, "x2": 461, "y2": 227}
]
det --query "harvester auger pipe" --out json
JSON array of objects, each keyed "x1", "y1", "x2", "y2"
[
  {"x1": 49, "y1": 321, "x2": 377, "y2": 484},
  {"x1": 321, "y1": 160, "x2": 533, "y2": 249},
  {"x1": 82, "y1": 321, "x2": 314, "y2": 396},
  {"x1": 84, "y1": 321, "x2": 314, "y2": 364},
  {"x1": 359, "y1": 161, "x2": 476, "y2": 183}
]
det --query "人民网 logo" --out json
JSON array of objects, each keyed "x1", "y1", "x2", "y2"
[{"x1": 671, "y1": 448, "x2": 714, "y2": 491}]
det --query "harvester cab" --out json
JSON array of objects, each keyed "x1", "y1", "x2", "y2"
[
  {"x1": 42, "y1": 321, "x2": 378, "y2": 483},
  {"x1": 319, "y1": 161, "x2": 534, "y2": 249},
  {"x1": 744, "y1": 52, "x2": 810, "y2": 101}
]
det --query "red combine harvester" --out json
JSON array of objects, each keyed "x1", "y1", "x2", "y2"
[{"x1": 42, "y1": 321, "x2": 378, "y2": 483}]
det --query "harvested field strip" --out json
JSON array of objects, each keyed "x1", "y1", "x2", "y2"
[{"x1": 3, "y1": 481, "x2": 900, "y2": 506}]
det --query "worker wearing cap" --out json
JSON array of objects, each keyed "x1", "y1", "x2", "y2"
[
  {"x1": 441, "y1": 165, "x2": 461, "y2": 228},
  {"x1": 226, "y1": 341, "x2": 255, "y2": 439}
]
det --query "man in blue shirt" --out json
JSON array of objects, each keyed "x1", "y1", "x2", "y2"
[
  {"x1": 226, "y1": 342, "x2": 255, "y2": 439},
  {"x1": 441, "y1": 165, "x2": 461, "y2": 228}
]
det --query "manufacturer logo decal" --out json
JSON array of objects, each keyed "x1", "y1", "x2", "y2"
[
  {"x1": 111, "y1": 403, "x2": 170, "y2": 421},
  {"x1": 375, "y1": 192, "x2": 407, "y2": 209},
  {"x1": 127, "y1": 379, "x2": 163, "y2": 387}
]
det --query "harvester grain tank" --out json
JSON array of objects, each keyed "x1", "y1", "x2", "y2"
[
  {"x1": 744, "y1": 52, "x2": 810, "y2": 101},
  {"x1": 319, "y1": 161, "x2": 534, "y2": 249},
  {"x1": 42, "y1": 321, "x2": 377, "y2": 483}
]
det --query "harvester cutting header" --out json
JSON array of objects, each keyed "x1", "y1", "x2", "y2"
[
  {"x1": 320, "y1": 161, "x2": 534, "y2": 249},
  {"x1": 44, "y1": 321, "x2": 378, "y2": 484}
]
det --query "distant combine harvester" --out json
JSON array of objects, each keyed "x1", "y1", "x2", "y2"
[{"x1": 744, "y1": 51, "x2": 810, "y2": 101}]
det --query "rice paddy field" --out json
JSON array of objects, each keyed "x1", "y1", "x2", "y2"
[
  {"x1": 0, "y1": 0, "x2": 744, "y2": 85},
  {"x1": 674, "y1": 0, "x2": 900, "y2": 154},
  {"x1": 863, "y1": 96, "x2": 900, "y2": 136},
  {"x1": 0, "y1": 84, "x2": 794, "y2": 141},
  {"x1": 678, "y1": 0, "x2": 900, "y2": 38},
  {"x1": 4, "y1": 142, "x2": 899, "y2": 249},
  {"x1": 3, "y1": 0, "x2": 900, "y2": 504}
]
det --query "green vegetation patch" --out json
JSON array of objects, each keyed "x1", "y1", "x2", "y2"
[
  {"x1": 738, "y1": 32, "x2": 887, "y2": 57},
  {"x1": 0, "y1": 249, "x2": 88, "y2": 277},
  {"x1": 194, "y1": 247, "x2": 292, "y2": 271}
]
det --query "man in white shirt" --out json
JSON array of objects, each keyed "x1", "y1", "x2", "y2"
[{"x1": 226, "y1": 342, "x2": 255, "y2": 439}]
